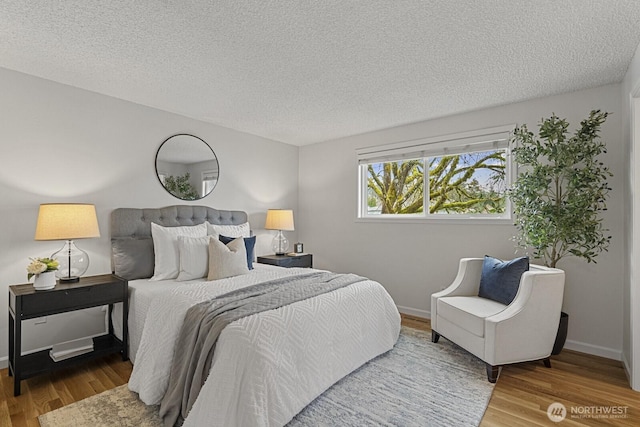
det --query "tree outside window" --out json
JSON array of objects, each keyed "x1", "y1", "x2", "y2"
[{"x1": 365, "y1": 149, "x2": 507, "y2": 217}]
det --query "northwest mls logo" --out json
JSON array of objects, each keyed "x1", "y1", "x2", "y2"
[{"x1": 547, "y1": 402, "x2": 567, "y2": 422}]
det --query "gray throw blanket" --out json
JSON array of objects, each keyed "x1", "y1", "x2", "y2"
[{"x1": 159, "y1": 271, "x2": 366, "y2": 426}]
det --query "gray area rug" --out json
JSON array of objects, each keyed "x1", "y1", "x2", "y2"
[{"x1": 39, "y1": 327, "x2": 494, "y2": 427}]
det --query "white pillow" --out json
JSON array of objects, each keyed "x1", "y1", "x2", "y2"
[
  {"x1": 206, "y1": 221, "x2": 251, "y2": 238},
  {"x1": 176, "y1": 235, "x2": 212, "y2": 281},
  {"x1": 207, "y1": 237, "x2": 249, "y2": 281},
  {"x1": 150, "y1": 222, "x2": 207, "y2": 281}
]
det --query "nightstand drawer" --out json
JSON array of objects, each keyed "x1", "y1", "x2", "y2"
[
  {"x1": 281, "y1": 256, "x2": 312, "y2": 268},
  {"x1": 257, "y1": 254, "x2": 313, "y2": 268},
  {"x1": 19, "y1": 282, "x2": 124, "y2": 318}
]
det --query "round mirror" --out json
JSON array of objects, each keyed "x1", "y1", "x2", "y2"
[{"x1": 155, "y1": 134, "x2": 219, "y2": 200}]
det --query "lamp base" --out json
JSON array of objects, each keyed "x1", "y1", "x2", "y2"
[
  {"x1": 271, "y1": 230, "x2": 289, "y2": 256},
  {"x1": 52, "y1": 240, "x2": 90, "y2": 282}
]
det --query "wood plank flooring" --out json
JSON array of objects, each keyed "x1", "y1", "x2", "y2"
[
  {"x1": 0, "y1": 354, "x2": 131, "y2": 427},
  {"x1": 1, "y1": 315, "x2": 637, "y2": 426},
  {"x1": 403, "y1": 314, "x2": 639, "y2": 426}
]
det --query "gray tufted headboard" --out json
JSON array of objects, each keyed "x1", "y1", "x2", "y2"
[{"x1": 110, "y1": 205, "x2": 248, "y2": 280}]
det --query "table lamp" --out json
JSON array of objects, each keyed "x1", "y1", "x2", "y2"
[
  {"x1": 34, "y1": 203, "x2": 101, "y2": 283},
  {"x1": 264, "y1": 209, "x2": 294, "y2": 255}
]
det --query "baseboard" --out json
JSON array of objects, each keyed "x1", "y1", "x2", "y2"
[
  {"x1": 564, "y1": 339, "x2": 622, "y2": 361},
  {"x1": 0, "y1": 356, "x2": 6, "y2": 369},
  {"x1": 397, "y1": 305, "x2": 430, "y2": 319}
]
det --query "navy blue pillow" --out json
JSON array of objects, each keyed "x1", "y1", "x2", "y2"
[
  {"x1": 219, "y1": 235, "x2": 256, "y2": 270},
  {"x1": 478, "y1": 255, "x2": 529, "y2": 305}
]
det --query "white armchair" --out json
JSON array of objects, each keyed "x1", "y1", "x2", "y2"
[{"x1": 431, "y1": 258, "x2": 565, "y2": 382}]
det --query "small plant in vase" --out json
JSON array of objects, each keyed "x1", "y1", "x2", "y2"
[
  {"x1": 27, "y1": 257, "x2": 59, "y2": 290},
  {"x1": 509, "y1": 110, "x2": 612, "y2": 353}
]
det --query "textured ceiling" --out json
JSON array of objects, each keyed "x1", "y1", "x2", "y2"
[{"x1": 2, "y1": 1, "x2": 640, "y2": 146}]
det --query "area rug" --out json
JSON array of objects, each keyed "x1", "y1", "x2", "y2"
[{"x1": 39, "y1": 327, "x2": 494, "y2": 427}]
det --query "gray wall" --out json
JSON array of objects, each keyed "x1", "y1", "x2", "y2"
[
  {"x1": 299, "y1": 84, "x2": 625, "y2": 360},
  {"x1": 0, "y1": 67, "x2": 299, "y2": 363}
]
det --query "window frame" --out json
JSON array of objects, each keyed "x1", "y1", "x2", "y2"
[
  {"x1": 357, "y1": 125, "x2": 515, "y2": 222},
  {"x1": 201, "y1": 169, "x2": 218, "y2": 197}
]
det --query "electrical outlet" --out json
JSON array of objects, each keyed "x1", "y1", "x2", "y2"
[{"x1": 34, "y1": 317, "x2": 47, "y2": 324}]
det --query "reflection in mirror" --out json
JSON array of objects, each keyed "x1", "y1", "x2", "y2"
[{"x1": 155, "y1": 134, "x2": 219, "y2": 200}]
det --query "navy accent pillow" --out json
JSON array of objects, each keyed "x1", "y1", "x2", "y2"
[
  {"x1": 219, "y1": 235, "x2": 256, "y2": 270},
  {"x1": 478, "y1": 255, "x2": 529, "y2": 305}
]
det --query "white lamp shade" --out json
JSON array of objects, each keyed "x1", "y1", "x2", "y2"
[
  {"x1": 264, "y1": 209, "x2": 294, "y2": 231},
  {"x1": 34, "y1": 204, "x2": 101, "y2": 241}
]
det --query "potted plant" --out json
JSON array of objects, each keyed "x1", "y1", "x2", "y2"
[
  {"x1": 27, "y1": 257, "x2": 60, "y2": 290},
  {"x1": 509, "y1": 110, "x2": 612, "y2": 354}
]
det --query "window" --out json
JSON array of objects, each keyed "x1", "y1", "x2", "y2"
[
  {"x1": 201, "y1": 170, "x2": 218, "y2": 197},
  {"x1": 357, "y1": 126, "x2": 513, "y2": 220}
]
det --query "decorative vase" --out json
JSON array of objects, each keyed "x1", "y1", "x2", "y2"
[{"x1": 33, "y1": 271, "x2": 56, "y2": 290}]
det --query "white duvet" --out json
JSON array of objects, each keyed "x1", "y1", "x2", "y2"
[{"x1": 125, "y1": 265, "x2": 401, "y2": 427}]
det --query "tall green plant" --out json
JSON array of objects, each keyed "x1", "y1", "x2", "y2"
[{"x1": 509, "y1": 110, "x2": 612, "y2": 268}]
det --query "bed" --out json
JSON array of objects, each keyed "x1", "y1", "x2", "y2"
[{"x1": 110, "y1": 205, "x2": 401, "y2": 426}]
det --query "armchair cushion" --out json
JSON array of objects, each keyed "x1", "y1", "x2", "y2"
[
  {"x1": 478, "y1": 255, "x2": 529, "y2": 305},
  {"x1": 437, "y1": 296, "x2": 507, "y2": 337}
]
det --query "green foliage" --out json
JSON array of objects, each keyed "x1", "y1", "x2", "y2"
[
  {"x1": 164, "y1": 173, "x2": 200, "y2": 200},
  {"x1": 509, "y1": 110, "x2": 612, "y2": 268},
  {"x1": 368, "y1": 160, "x2": 424, "y2": 214},
  {"x1": 366, "y1": 151, "x2": 506, "y2": 215},
  {"x1": 428, "y1": 152, "x2": 505, "y2": 214}
]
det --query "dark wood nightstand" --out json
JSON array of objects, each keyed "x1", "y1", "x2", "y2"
[
  {"x1": 8, "y1": 274, "x2": 128, "y2": 396},
  {"x1": 257, "y1": 254, "x2": 313, "y2": 268}
]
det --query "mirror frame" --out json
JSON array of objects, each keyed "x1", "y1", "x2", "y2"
[{"x1": 155, "y1": 134, "x2": 220, "y2": 200}]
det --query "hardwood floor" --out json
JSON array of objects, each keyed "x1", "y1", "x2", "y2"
[
  {"x1": 402, "y1": 314, "x2": 639, "y2": 426},
  {"x1": 0, "y1": 354, "x2": 131, "y2": 427},
  {"x1": 0, "y1": 315, "x2": 637, "y2": 426}
]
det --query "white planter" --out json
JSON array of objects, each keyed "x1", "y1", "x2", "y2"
[{"x1": 33, "y1": 271, "x2": 56, "y2": 290}]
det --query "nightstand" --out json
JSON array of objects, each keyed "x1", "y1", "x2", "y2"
[
  {"x1": 8, "y1": 274, "x2": 128, "y2": 396},
  {"x1": 257, "y1": 254, "x2": 313, "y2": 268}
]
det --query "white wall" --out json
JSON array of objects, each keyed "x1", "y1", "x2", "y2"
[
  {"x1": 622, "y1": 41, "x2": 640, "y2": 389},
  {"x1": 0, "y1": 67, "x2": 299, "y2": 364},
  {"x1": 299, "y1": 84, "x2": 625, "y2": 359}
]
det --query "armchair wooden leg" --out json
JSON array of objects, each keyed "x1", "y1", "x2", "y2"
[
  {"x1": 486, "y1": 364, "x2": 500, "y2": 383},
  {"x1": 543, "y1": 357, "x2": 552, "y2": 368},
  {"x1": 431, "y1": 331, "x2": 440, "y2": 343}
]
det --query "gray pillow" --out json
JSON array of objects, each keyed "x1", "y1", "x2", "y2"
[
  {"x1": 478, "y1": 255, "x2": 529, "y2": 305},
  {"x1": 112, "y1": 238, "x2": 154, "y2": 280}
]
